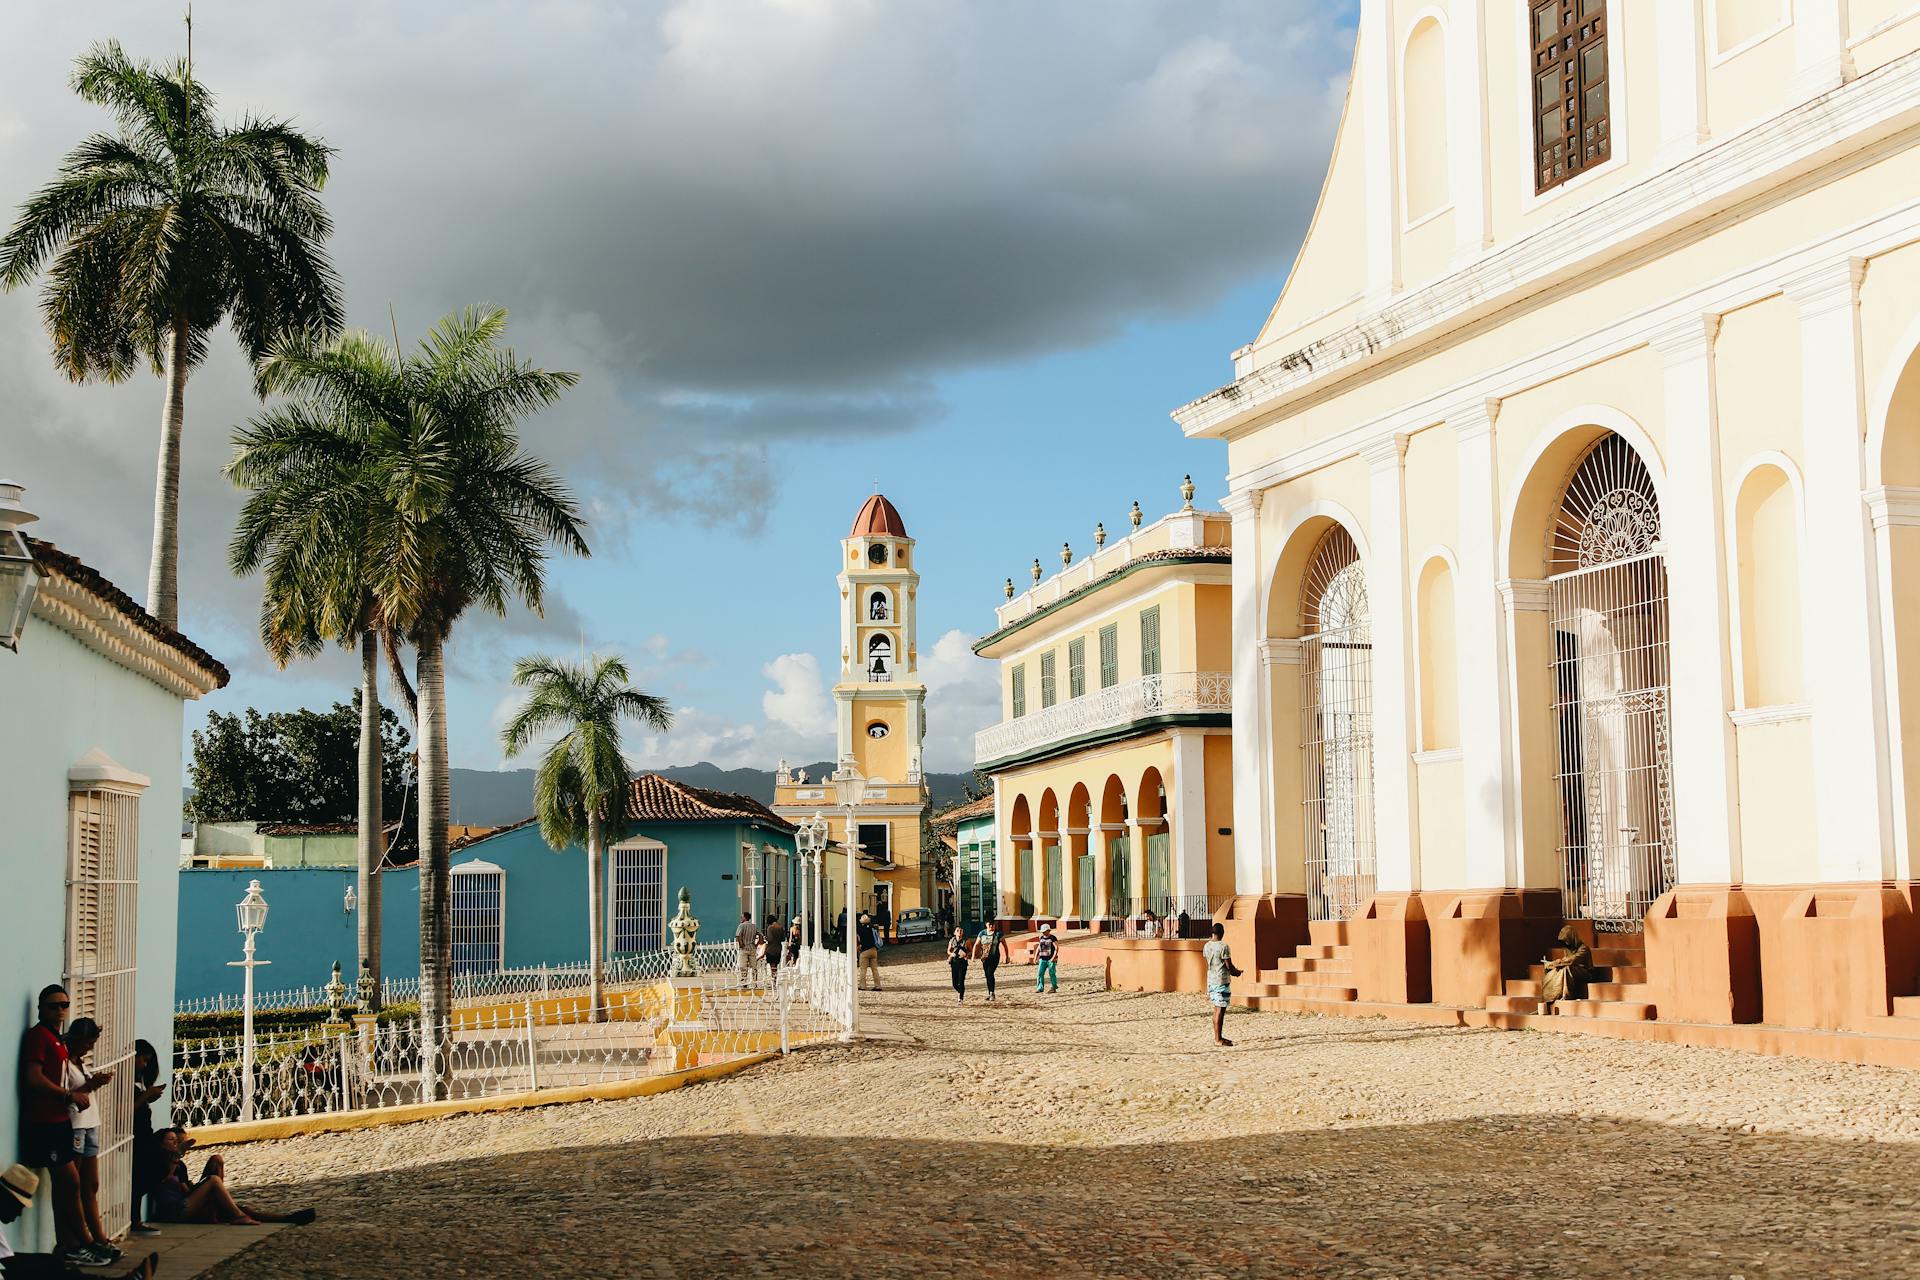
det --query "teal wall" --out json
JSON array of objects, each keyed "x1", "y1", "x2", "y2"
[
  {"x1": 956, "y1": 813, "x2": 997, "y2": 928},
  {"x1": 176, "y1": 817, "x2": 798, "y2": 1002},
  {"x1": 0, "y1": 621, "x2": 193, "y2": 1250}
]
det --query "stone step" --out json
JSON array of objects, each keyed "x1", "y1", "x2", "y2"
[
  {"x1": 1591, "y1": 947, "x2": 1644, "y2": 967},
  {"x1": 1486, "y1": 993, "x2": 1541, "y2": 1015},
  {"x1": 1587, "y1": 981, "x2": 1655, "y2": 1002},
  {"x1": 1524, "y1": 963, "x2": 1648, "y2": 985},
  {"x1": 1549, "y1": 999, "x2": 1657, "y2": 1021},
  {"x1": 1250, "y1": 983, "x2": 1358, "y2": 1004},
  {"x1": 1245, "y1": 989, "x2": 1359, "y2": 1013},
  {"x1": 1308, "y1": 919, "x2": 1350, "y2": 947},
  {"x1": 1266, "y1": 968, "x2": 1358, "y2": 989},
  {"x1": 1295, "y1": 944, "x2": 1339, "y2": 960},
  {"x1": 1892, "y1": 995, "x2": 1920, "y2": 1019},
  {"x1": 1268, "y1": 955, "x2": 1353, "y2": 975}
]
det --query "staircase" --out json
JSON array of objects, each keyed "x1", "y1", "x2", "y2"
[
  {"x1": 1244, "y1": 919, "x2": 1359, "y2": 1014},
  {"x1": 1485, "y1": 930, "x2": 1655, "y2": 1024}
]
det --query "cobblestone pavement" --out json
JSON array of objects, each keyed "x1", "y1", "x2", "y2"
[{"x1": 205, "y1": 949, "x2": 1920, "y2": 1278}]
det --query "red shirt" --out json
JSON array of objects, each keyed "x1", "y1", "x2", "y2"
[{"x1": 21, "y1": 1024, "x2": 69, "y2": 1124}]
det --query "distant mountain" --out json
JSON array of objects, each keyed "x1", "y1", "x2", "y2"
[{"x1": 444, "y1": 762, "x2": 978, "y2": 827}]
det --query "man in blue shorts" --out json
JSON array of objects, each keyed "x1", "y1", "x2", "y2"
[{"x1": 1201, "y1": 923, "x2": 1241, "y2": 1046}]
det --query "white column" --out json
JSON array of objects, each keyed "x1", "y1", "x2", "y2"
[
  {"x1": 1868, "y1": 488, "x2": 1920, "y2": 882},
  {"x1": 905, "y1": 694, "x2": 924, "y2": 780},
  {"x1": 1448, "y1": 399, "x2": 1515, "y2": 888},
  {"x1": 1169, "y1": 728, "x2": 1210, "y2": 904},
  {"x1": 1651, "y1": 314, "x2": 1742, "y2": 884},
  {"x1": 1225, "y1": 487, "x2": 1273, "y2": 896},
  {"x1": 1655, "y1": 0, "x2": 1707, "y2": 160},
  {"x1": 1786, "y1": 258, "x2": 1892, "y2": 881},
  {"x1": 1792, "y1": 0, "x2": 1854, "y2": 102},
  {"x1": 1361, "y1": 0, "x2": 1401, "y2": 303},
  {"x1": 1448, "y1": 0, "x2": 1490, "y2": 264},
  {"x1": 1364, "y1": 435, "x2": 1419, "y2": 894},
  {"x1": 835, "y1": 693, "x2": 854, "y2": 767}
]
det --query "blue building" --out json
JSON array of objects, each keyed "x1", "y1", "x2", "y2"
[
  {"x1": 175, "y1": 774, "x2": 799, "y2": 1002},
  {"x1": 0, "y1": 494, "x2": 229, "y2": 1249}
]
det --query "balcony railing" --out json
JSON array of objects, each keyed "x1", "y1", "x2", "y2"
[{"x1": 974, "y1": 671, "x2": 1230, "y2": 765}]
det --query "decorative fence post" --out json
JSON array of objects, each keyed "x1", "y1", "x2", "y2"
[{"x1": 524, "y1": 998, "x2": 540, "y2": 1092}]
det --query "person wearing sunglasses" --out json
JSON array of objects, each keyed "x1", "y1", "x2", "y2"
[{"x1": 17, "y1": 984, "x2": 95, "y2": 1266}]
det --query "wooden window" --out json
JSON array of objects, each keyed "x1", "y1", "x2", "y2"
[
  {"x1": 1531, "y1": 0, "x2": 1609, "y2": 194},
  {"x1": 1068, "y1": 637, "x2": 1086, "y2": 700},
  {"x1": 1140, "y1": 606, "x2": 1162, "y2": 677},
  {"x1": 1012, "y1": 664, "x2": 1026, "y2": 719},
  {"x1": 1099, "y1": 624, "x2": 1119, "y2": 688},
  {"x1": 1040, "y1": 650, "x2": 1057, "y2": 709}
]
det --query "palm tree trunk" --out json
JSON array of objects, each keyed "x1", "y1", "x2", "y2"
[
  {"x1": 416, "y1": 628, "x2": 452, "y2": 1098},
  {"x1": 357, "y1": 630, "x2": 385, "y2": 1011},
  {"x1": 146, "y1": 318, "x2": 190, "y2": 629},
  {"x1": 587, "y1": 812, "x2": 605, "y2": 1024}
]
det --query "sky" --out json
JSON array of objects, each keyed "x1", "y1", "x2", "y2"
[{"x1": 0, "y1": 0, "x2": 1357, "y2": 776}]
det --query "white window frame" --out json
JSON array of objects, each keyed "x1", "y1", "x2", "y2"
[
  {"x1": 609, "y1": 837, "x2": 668, "y2": 955},
  {"x1": 857, "y1": 821, "x2": 892, "y2": 865},
  {"x1": 450, "y1": 859, "x2": 507, "y2": 975}
]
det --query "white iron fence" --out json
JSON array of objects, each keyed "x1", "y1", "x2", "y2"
[{"x1": 171, "y1": 943, "x2": 852, "y2": 1127}]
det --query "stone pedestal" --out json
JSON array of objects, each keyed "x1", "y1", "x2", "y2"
[
  {"x1": 667, "y1": 976, "x2": 705, "y2": 1030},
  {"x1": 1644, "y1": 886, "x2": 1760, "y2": 1023},
  {"x1": 1347, "y1": 892, "x2": 1432, "y2": 1004},
  {"x1": 1215, "y1": 893, "x2": 1305, "y2": 1001},
  {"x1": 1755, "y1": 884, "x2": 1920, "y2": 1031},
  {"x1": 1427, "y1": 889, "x2": 1562, "y2": 1007}
]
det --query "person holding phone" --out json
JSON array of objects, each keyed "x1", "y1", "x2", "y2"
[
  {"x1": 63, "y1": 1018, "x2": 119, "y2": 1268},
  {"x1": 129, "y1": 1039, "x2": 165, "y2": 1237}
]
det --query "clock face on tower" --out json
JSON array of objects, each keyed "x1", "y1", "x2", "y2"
[{"x1": 867, "y1": 543, "x2": 888, "y2": 566}]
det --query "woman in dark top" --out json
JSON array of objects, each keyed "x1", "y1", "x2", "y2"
[
  {"x1": 973, "y1": 923, "x2": 1010, "y2": 1002},
  {"x1": 129, "y1": 1040, "x2": 165, "y2": 1236},
  {"x1": 945, "y1": 926, "x2": 970, "y2": 1002}
]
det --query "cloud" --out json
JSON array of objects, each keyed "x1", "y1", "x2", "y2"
[
  {"x1": 760, "y1": 652, "x2": 835, "y2": 740},
  {"x1": 920, "y1": 629, "x2": 1000, "y2": 773}
]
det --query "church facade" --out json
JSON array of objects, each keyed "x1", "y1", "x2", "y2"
[
  {"x1": 1176, "y1": 0, "x2": 1920, "y2": 1048},
  {"x1": 773, "y1": 494, "x2": 935, "y2": 923}
]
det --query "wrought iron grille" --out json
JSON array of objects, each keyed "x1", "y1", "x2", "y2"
[
  {"x1": 1547, "y1": 434, "x2": 1675, "y2": 928},
  {"x1": 450, "y1": 862, "x2": 505, "y2": 975},
  {"x1": 611, "y1": 842, "x2": 666, "y2": 954},
  {"x1": 1300, "y1": 526, "x2": 1377, "y2": 923},
  {"x1": 67, "y1": 786, "x2": 140, "y2": 1238}
]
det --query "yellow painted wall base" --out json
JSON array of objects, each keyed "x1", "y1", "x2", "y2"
[{"x1": 190, "y1": 1051, "x2": 779, "y2": 1147}]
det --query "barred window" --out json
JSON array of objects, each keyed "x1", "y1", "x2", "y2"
[
  {"x1": 1040, "y1": 650, "x2": 1057, "y2": 709},
  {"x1": 1068, "y1": 637, "x2": 1086, "y2": 700},
  {"x1": 450, "y1": 861, "x2": 505, "y2": 974},
  {"x1": 610, "y1": 840, "x2": 666, "y2": 954},
  {"x1": 1531, "y1": 0, "x2": 1609, "y2": 193},
  {"x1": 1099, "y1": 624, "x2": 1119, "y2": 688},
  {"x1": 67, "y1": 781, "x2": 141, "y2": 1237}
]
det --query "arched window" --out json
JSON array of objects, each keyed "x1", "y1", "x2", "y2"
[
  {"x1": 867, "y1": 632, "x2": 892, "y2": 681},
  {"x1": 868, "y1": 589, "x2": 890, "y2": 621},
  {"x1": 1417, "y1": 555, "x2": 1459, "y2": 750},
  {"x1": 1734, "y1": 463, "x2": 1804, "y2": 706},
  {"x1": 450, "y1": 860, "x2": 506, "y2": 976},
  {"x1": 1300, "y1": 525, "x2": 1376, "y2": 922},
  {"x1": 1402, "y1": 15, "x2": 1450, "y2": 222}
]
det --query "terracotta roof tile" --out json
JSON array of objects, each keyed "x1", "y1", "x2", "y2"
[
  {"x1": 625, "y1": 775, "x2": 796, "y2": 832},
  {"x1": 26, "y1": 536, "x2": 229, "y2": 687},
  {"x1": 850, "y1": 493, "x2": 908, "y2": 537},
  {"x1": 931, "y1": 793, "x2": 995, "y2": 829}
]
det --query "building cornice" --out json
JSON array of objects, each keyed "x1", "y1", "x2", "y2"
[
  {"x1": 973, "y1": 549, "x2": 1232, "y2": 655},
  {"x1": 1175, "y1": 46, "x2": 1920, "y2": 441},
  {"x1": 1866, "y1": 486, "x2": 1920, "y2": 529},
  {"x1": 30, "y1": 562, "x2": 227, "y2": 699}
]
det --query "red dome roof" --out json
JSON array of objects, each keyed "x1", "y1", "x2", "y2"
[{"x1": 851, "y1": 493, "x2": 907, "y2": 538}]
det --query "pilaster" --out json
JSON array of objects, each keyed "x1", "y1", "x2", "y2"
[
  {"x1": 1361, "y1": 0, "x2": 1401, "y2": 303},
  {"x1": 1784, "y1": 258, "x2": 1891, "y2": 882},
  {"x1": 1655, "y1": 0, "x2": 1708, "y2": 161},
  {"x1": 1169, "y1": 728, "x2": 1210, "y2": 904},
  {"x1": 1447, "y1": 398, "x2": 1514, "y2": 889},
  {"x1": 1650, "y1": 313, "x2": 1741, "y2": 884},
  {"x1": 1791, "y1": 0, "x2": 1855, "y2": 103},
  {"x1": 1224, "y1": 487, "x2": 1273, "y2": 896},
  {"x1": 1363, "y1": 434, "x2": 1419, "y2": 895},
  {"x1": 1448, "y1": 0, "x2": 1491, "y2": 263}
]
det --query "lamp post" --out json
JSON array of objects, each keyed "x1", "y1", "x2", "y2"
[
  {"x1": 807, "y1": 813, "x2": 828, "y2": 950},
  {"x1": 0, "y1": 480, "x2": 42, "y2": 653},
  {"x1": 831, "y1": 767, "x2": 867, "y2": 1040},
  {"x1": 228, "y1": 879, "x2": 270, "y2": 1122}
]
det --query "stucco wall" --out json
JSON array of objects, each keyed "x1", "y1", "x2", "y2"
[{"x1": 0, "y1": 621, "x2": 191, "y2": 1250}]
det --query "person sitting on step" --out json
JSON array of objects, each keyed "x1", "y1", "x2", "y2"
[{"x1": 1538, "y1": 924, "x2": 1594, "y2": 1008}]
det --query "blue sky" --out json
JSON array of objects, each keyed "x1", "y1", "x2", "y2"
[{"x1": 1, "y1": 2, "x2": 1356, "y2": 774}]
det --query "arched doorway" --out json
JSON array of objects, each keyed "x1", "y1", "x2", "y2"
[
  {"x1": 1545, "y1": 433, "x2": 1674, "y2": 926},
  {"x1": 1300, "y1": 525, "x2": 1376, "y2": 922},
  {"x1": 1100, "y1": 775, "x2": 1129, "y2": 917}
]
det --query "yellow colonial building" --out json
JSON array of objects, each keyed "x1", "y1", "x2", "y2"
[
  {"x1": 773, "y1": 494, "x2": 934, "y2": 921},
  {"x1": 973, "y1": 486, "x2": 1235, "y2": 935},
  {"x1": 1172, "y1": 0, "x2": 1920, "y2": 1054}
]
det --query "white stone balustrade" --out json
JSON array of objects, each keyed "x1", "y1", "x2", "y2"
[{"x1": 974, "y1": 671, "x2": 1231, "y2": 766}]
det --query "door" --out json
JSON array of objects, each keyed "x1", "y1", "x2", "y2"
[
  {"x1": 1146, "y1": 833, "x2": 1171, "y2": 913},
  {"x1": 1017, "y1": 846, "x2": 1035, "y2": 916},
  {"x1": 1044, "y1": 844, "x2": 1064, "y2": 918},
  {"x1": 1076, "y1": 855, "x2": 1094, "y2": 922},
  {"x1": 1108, "y1": 835, "x2": 1131, "y2": 915}
]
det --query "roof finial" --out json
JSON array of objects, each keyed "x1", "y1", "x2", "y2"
[
  {"x1": 1180, "y1": 474, "x2": 1195, "y2": 510},
  {"x1": 1129, "y1": 500, "x2": 1143, "y2": 530},
  {"x1": 1030, "y1": 558, "x2": 1043, "y2": 585},
  {"x1": 1094, "y1": 521, "x2": 1106, "y2": 549},
  {"x1": 1003, "y1": 577, "x2": 1015, "y2": 601}
]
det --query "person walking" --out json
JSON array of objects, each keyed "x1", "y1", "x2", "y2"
[
  {"x1": 945, "y1": 926, "x2": 971, "y2": 1002},
  {"x1": 1033, "y1": 922, "x2": 1060, "y2": 994},
  {"x1": 762, "y1": 914, "x2": 788, "y2": 987},
  {"x1": 876, "y1": 901, "x2": 892, "y2": 943},
  {"x1": 785, "y1": 917, "x2": 803, "y2": 967},
  {"x1": 734, "y1": 911, "x2": 762, "y2": 988},
  {"x1": 974, "y1": 921, "x2": 1009, "y2": 1002},
  {"x1": 1202, "y1": 922, "x2": 1242, "y2": 1046},
  {"x1": 856, "y1": 913, "x2": 883, "y2": 991}
]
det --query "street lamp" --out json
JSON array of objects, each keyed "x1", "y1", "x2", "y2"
[
  {"x1": 795, "y1": 812, "x2": 830, "y2": 953},
  {"x1": 0, "y1": 481, "x2": 41, "y2": 653},
  {"x1": 831, "y1": 767, "x2": 867, "y2": 1040},
  {"x1": 228, "y1": 879, "x2": 271, "y2": 1122}
]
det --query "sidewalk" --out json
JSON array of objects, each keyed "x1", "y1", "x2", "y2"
[{"x1": 120, "y1": 1222, "x2": 286, "y2": 1277}]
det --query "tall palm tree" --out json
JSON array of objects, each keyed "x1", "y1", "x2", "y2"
[
  {"x1": 501, "y1": 655, "x2": 673, "y2": 1020},
  {"x1": 228, "y1": 307, "x2": 586, "y2": 1091},
  {"x1": 226, "y1": 346, "x2": 397, "y2": 1008},
  {"x1": 1, "y1": 40, "x2": 342, "y2": 628}
]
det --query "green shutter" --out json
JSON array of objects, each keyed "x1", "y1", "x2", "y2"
[
  {"x1": 1140, "y1": 605, "x2": 1162, "y2": 676},
  {"x1": 1068, "y1": 637, "x2": 1086, "y2": 699},
  {"x1": 1012, "y1": 664, "x2": 1026, "y2": 718},
  {"x1": 1040, "y1": 650, "x2": 1057, "y2": 709},
  {"x1": 1099, "y1": 624, "x2": 1119, "y2": 688}
]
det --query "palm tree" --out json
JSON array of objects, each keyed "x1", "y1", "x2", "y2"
[
  {"x1": 501, "y1": 655, "x2": 673, "y2": 1020},
  {"x1": 226, "y1": 346, "x2": 397, "y2": 1008},
  {"x1": 1, "y1": 39, "x2": 342, "y2": 629},
  {"x1": 227, "y1": 306, "x2": 586, "y2": 1091}
]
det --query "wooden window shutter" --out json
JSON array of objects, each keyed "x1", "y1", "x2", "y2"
[
  {"x1": 1530, "y1": 0, "x2": 1609, "y2": 193},
  {"x1": 1040, "y1": 650, "x2": 1057, "y2": 709},
  {"x1": 1012, "y1": 664, "x2": 1026, "y2": 719},
  {"x1": 1140, "y1": 606, "x2": 1162, "y2": 677},
  {"x1": 1068, "y1": 637, "x2": 1086, "y2": 699},
  {"x1": 1099, "y1": 624, "x2": 1119, "y2": 688}
]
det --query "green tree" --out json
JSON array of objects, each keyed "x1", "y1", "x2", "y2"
[
  {"x1": 500, "y1": 654, "x2": 672, "y2": 1019},
  {"x1": 227, "y1": 306, "x2": 586, "y2": 1087},
  {"x1": 186, "y1": 699, "x2": 411, "y2": 823},
  {"x1": 0, "y1": 39, "x2": 342, "y2": 629}
]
